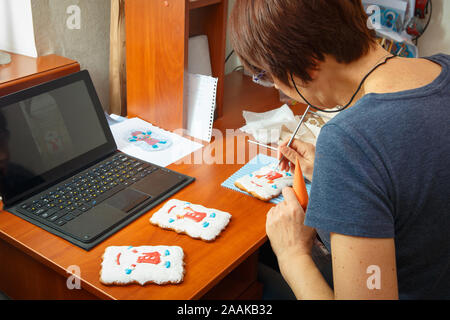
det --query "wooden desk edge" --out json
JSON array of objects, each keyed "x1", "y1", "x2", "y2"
[
  {"x1": 0, "y1": 224, "x2": 115, "y2": 300},
  {"x1": 1, "y1": 63, "x2": 79, "y2": 85},
  {"x1": 191, "y1": 234, "x2": 267, "y2": 299},
  {"x1": 0, "y1": 215, "x2": 267, "y2": 300},
  {"x1": 0, "y1": 53, "x2": 80, "y2": 96}
]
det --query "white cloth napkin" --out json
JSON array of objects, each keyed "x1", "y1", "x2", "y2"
[
  {"x1": 240, "y1": 104, "x2": 336, "y2": 145},
  {"x1": 240, "y1": 104, "x2": 299, "y2": 144}
]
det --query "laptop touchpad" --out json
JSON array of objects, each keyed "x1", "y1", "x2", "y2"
[
  {"x1": 132, "y1": 169, "x2": 186, "y2": 198},
  {"x1": 105, "y1": 189, "x2": 150, "y2": 212}
]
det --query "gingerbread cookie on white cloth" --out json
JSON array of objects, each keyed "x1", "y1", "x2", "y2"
[
  {"x1": 149, "y1": 199, "x2": 231, "y2": 241},
  {"x1": 100, "y1": 245, "x2": 185, "y2": 286},
  {"x1": 234, "y1": 165, "x2": 293, "y2": 201}
]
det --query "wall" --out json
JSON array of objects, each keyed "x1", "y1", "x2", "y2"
[
  {"x1": 225, "y1": 0, "x2": 450, "y2": 74},
  {"x1": 225, "y1": 0, "x2": 241, "y2": 74},
  {"x1": 31, "y1": 0, "x2": 111, "y2": 111},
  {"x1": 418, "y1": 0, "x2": 450, "y2": 56}
]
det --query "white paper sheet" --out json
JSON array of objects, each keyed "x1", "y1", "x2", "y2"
[{"x1": 110, "y1": 117, "x2": 203, "y2": 167}]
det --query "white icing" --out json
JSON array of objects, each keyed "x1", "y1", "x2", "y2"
[
  {"x1": 100, "y1": 246, "x2": 184, "y2": 285},
  {"x1": 234, "y1": 165, "x2": 293, "y2": 200},
  {"x1": 149, "y1": 199, "x2": 231, "y2": 241}
]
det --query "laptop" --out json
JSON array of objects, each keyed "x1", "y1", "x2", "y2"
[{"x1": 0, "y1": 70, "x2": 195, "y2": 250}]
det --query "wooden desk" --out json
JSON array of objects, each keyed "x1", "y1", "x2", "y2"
[{"x1": 0, "y1": 71, "x2": 306, "y2": 300}]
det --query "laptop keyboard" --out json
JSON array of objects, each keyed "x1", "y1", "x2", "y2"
[{"x1": 16, "y1": 154, "x2": 158, "y2": 228}]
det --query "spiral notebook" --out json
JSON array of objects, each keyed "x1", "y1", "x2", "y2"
[{"x1": 185, "y1": 72, "x2": 218, "y2": 142}]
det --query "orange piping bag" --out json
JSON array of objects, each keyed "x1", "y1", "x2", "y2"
[{"x1": 293, "y1": 158, "x2": 309, "y2": 210}]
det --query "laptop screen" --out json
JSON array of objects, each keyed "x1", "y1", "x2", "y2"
[{"x1": 0, "y1": 71, "x2": 116, "y2": 206}]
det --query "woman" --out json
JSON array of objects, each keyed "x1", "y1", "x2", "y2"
[{"x1": 230, "y1": 0, "x2": 449, "y2": 299}]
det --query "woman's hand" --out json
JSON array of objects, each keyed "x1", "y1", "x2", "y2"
[
  {"x1": 278, "y1": 139, "x2": 315, "y2": 182},
  {"x1": 266, "y1": 187, "x2": 317, "y2": 263}
]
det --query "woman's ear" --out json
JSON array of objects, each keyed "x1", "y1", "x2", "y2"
[
  {"x1": 308, "y1": 68, "x2": 319, "y2": 81},
  {"x1": 290, "y1": 68, "x2": 318, "y2": 89}
]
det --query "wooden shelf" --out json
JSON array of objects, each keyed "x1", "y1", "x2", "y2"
[
  {"x1": 189, "y1": 0, "x2": 222, "y2": 10},
  {"x1": 0, "y1": 53, "x2": 80, "y2": 97},
  {"x1": 126, "y1": 0, "x2": 228, "y2": 131}
]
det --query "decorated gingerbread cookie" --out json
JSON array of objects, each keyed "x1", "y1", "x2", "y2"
[
  {"x1": 150, "y1": 199, "x2": 231, "y2": 241},
  {"x1": 234, "y1": 165, "x2": 293, "y2": 201},
  {"x1": 100, "y1": 246, "x2": 185, "y2": 286}
]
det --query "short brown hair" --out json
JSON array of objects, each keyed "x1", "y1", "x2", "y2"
[{"x1": 230, "y1": 0, "x2": 376, "y2": 86}]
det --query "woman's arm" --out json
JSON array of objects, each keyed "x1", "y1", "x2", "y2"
[
  {"x1": 266, "y1": 188, "x2": 333, "y2": 299},
  {"x1": 277, "y1": 252, "x2": 334, "y2": 300},
  {"x1": 267, "y1": 188, "x2": 399, "y2": 300},
  {"x1": 331, "y1": 233, "x2": 398, "y2": 300},
  {"x1": 277, "y1": 234, "x2": 399, "y2": 300}
]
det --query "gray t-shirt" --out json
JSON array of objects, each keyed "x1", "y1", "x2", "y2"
[{"x1": 305, "y1": 54, "x2": 450, "y2": 299}]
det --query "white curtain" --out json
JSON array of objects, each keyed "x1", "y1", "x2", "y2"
[
  {"x1": 109, "y1": 0, "x2": 127, "y2": 116},
  {"x1": 0, "y1": 0, "x2": 37, "y2": 57}
]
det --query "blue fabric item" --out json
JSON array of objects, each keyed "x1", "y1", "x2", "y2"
[
  {"x1": 221, "y1": 154, "x2": 311, "y2": 204},
  {"x1": 304, "y1": 54, "x2": 450, "y2": 300}
]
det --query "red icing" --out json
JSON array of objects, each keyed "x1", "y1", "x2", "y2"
[
  {"x1": 267, "y1": 171, "x2": 283, "y2": 180},
  {"x1": 256, "y1": 171, "x2": 283, "y2": 181},
  {"x1": 168, "y1": 205, "x2": 177, "y2": 214},
  {"x1": 136, "y1": 252, "x2": 161, "y2": 265},
  {"x1": 184, "y1": 207, "x2": 207, "y2": 223},
  {"x1": 116, "y1": 253, "x2": 121, "y2": 265},
  {"x1": 251, "y1": 181, "x2": 263, "y2": 188},
  {"x1": 132, "y1": 249, "x2": 138, "y2": 254}
]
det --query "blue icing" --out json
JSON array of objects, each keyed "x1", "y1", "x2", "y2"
[
  {"x1": 286, "y1": 172, "x2": 292, "y2": 176},
  {"x1": 165, "y1": 250, "x2": 170, "y2": 256},
  {"x1": 165, "y1": 261, "x2": 171, "y2": 268},
  {"x1": 152, "y1": 145, "x2": 158, "y2": 149},
  {"x1": 127, "y1": 246, "x2": 133, "y2": 250},
  {"x1": 125, "y1": 269, "x2": 133, "y2": 275},
  {"x1": 210, "y1": 213, "x2": 216, "y2": 218},
  {"x1": 272, "y1": 185, "x2": 278, "y2": 189},
  {"x1": 159, "y1": 141, "x2": 167, "y2": 144},
  {"x1": 203, "y1": 222, "x2": 210, "y2": 228},
  {"x1": 169, "y1": 218, "x2": 175, "y2": 223}
]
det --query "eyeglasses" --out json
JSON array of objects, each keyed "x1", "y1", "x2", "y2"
[
  {"x1": 252, "y1": 70, "x2": 266, "y2": 82},
  {"x1": 252, "y1": 70, "x2": 274, "y2": 87}
]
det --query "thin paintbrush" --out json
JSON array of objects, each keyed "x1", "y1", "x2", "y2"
[
  {"x1": 247, "y1": 140, "x2": 278, "y2": 152},
  {"x1": 276, "y1": 105, "x2": 311, "y2": 169}
]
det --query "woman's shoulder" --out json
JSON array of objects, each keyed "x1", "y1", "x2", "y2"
[
  {"x1": 363, "y1": 53, "x2": 450, "y2": 99},
  {"x1": 426, "y1": 53, "x2": 450, "y2": 65}
]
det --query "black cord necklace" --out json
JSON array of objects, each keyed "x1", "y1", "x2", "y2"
[{"x1": 290, "y1": 55, "x2": 397, "y2": 113}]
